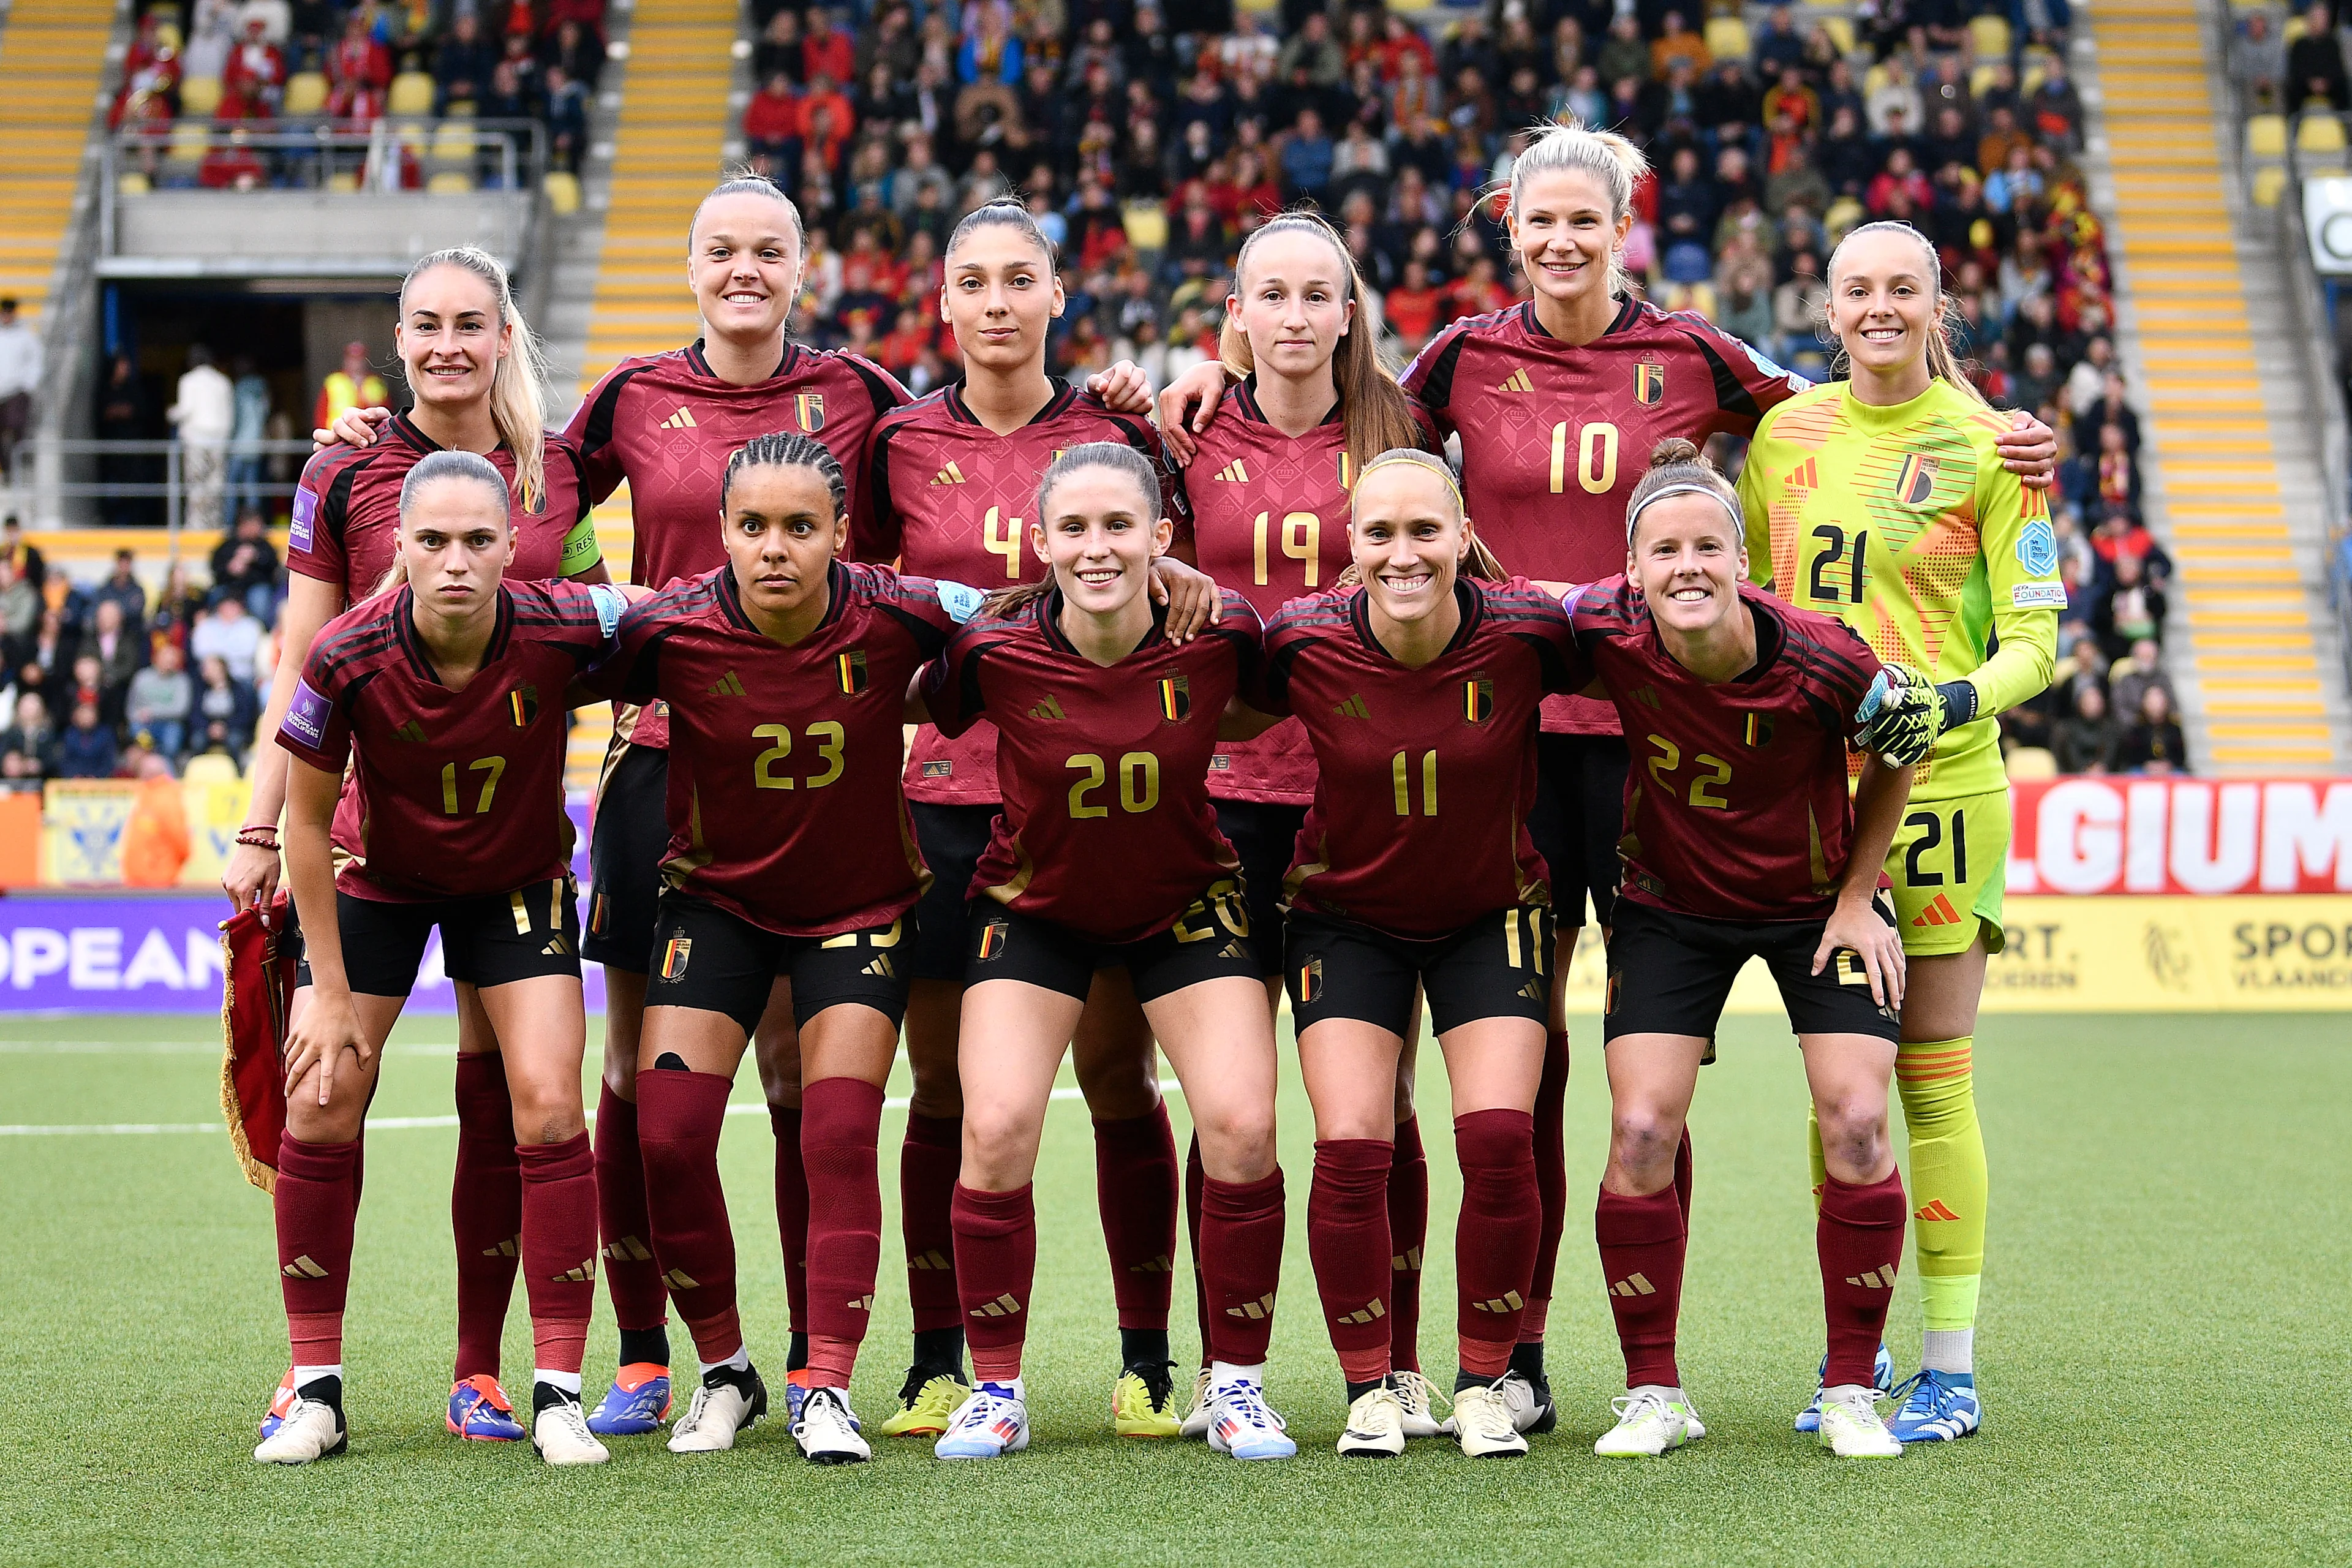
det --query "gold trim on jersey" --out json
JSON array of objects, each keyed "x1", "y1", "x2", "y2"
[
  {"x1": 981, "y1": 833, "x2": 1036, "y2": 904},
  {"x1": 660, "y1": 785, "x2": 715, "y2": 884}
]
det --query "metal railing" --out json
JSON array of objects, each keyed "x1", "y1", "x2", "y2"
[
  {"x1": 102, "y1": 116, "x2": 547, "y2": 222},
  {"x1": 21, "y1": 437, "x2": 320, "y2": 561}
]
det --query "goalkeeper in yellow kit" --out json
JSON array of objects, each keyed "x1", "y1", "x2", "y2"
[{"x1": 1736, "y1": 221, "x2": 2062, "y2": 1443}]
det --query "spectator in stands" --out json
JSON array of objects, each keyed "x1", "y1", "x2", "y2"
[
  {"x1": 754, "y1": 8, "x2": 805, "y2": 85},
  {"x1": 2012, "y1": 342, "x2": 2062, "y2": 415},
  {"x1": 1, "y1": 516, "x2": 43, "y2": 594},
  {"x1": 435, "y1": 13, "x2": 497, "y2": 112},
  {"x1": 82, "y1": 598, "x2": 143, "y2": 707},
  {"x1": 210, "y1": 510, "x2": 281, "y2": 625},
  {"x1": 189, "y1": 594, "x2": 261, "y2": 684},
  {"x1": 127, "y1": 642, "x2": 192, "y2": 763},
  {"x1": 1281, "y1": 108, "x2": 1335, "y2": 204},
  {"x1": 746, "y1": 72, "x2": 802, "y2": 169},
  {"x1": 191, "y1": 652, "x2": 257, "y2": 764},
  {"x1": 2053, "y1": 684, "x2": 2116, "y2": 774},
  {"x1": 2235, "y1": 11, "x2": 2288, "y2": 113},
  {"x1": 540, "y1": 18, "x2": 603, "y2": 93},
  {"x1": 223, "y1": 17, "x2": 286, "y2": 116},
  {"x1": 200, "y1": 127, "x2": 268, "y2": 191},
  {"x1": 2092, "y1": 503, "x2": 2170, "y2": 587},
  {"x1": 167, "y1": 346, "x2": 233, "y2": 534},
  {"x1": 150, "y1": 560, "x2": 207, "y2": 653},
  {"x1": 2109, "y1": 638, "x2": 2177, "y2": 723},
  {"x1": 63, "y1": 651, "x2": 115, "y2": 733},
  {"x1": 0, "y1": 559, "x2": 35, "y2": 672},
  {"x1": 92, "y1": 549, "x2": 145, "y2": 637},
  {"x1": 2094, "y1": 550, "x2": 2167, "y2": 663},
  {"x1": 0, "y1": 299, "x2": 39, "y2": 482},
  {"x1": 99, "y1": 353, "x2": 152, "y2": 529},
  {"x1": 325, "y1": 9, "x2": 392, "y2": 120},
  {"x1": 0, "y1": 691, "x2": 54, "y2": 787},
  {"x1": 313, "y1": 341, "x2": 385, "y2": 434},
  {"x1": 57, "y1": 700, "x2": 116, "y2": 780},
  {"x1": 543, "y1": 64, "x2": 589, "y2": 172},
  {"x1": 2116, "y1": 685, "x2": 2188, "y2": 775},
  {"x1": 227, "y1": 359, "x2": 271, "y2": 522},
  {"x1": 2290, "y1": 3, "x2": 2350, "y2": 110}
]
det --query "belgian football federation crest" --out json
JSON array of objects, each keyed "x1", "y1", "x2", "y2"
[
  {"x1": 660, "y1": 935, "x2": 692, "y2": 981},
  {"x1": 1296, "y1": 956, "x2": 1324, "y2": 1003},
  {"x1": 1336, "y1": 451, "x2": 1354, "y2": 491},
  {"x1": 1158, "y1": 673, "x2": 1191, "y2": 722},
  {"x1": 1894, "y1": 454, "x2": 1939, "y2": 507},
  {"x1": 508, "y1": 684, "x2": 540, "y2": 726},
  {"x1": 796, "y1": 392, "x2": 826, "y2": 433},
  {"x1": 1634, "y1": 361, "x2": 1666, "y2": 405},
  {"x1": 837, "y1": 648, "x2": 869, "y2": 695},
  {"x1": 976, "y1": 920, "x2": 1011, "y2": 961},
  {"x1": 1463, "y1": 674, "x2": 1494, "y2": 723}
]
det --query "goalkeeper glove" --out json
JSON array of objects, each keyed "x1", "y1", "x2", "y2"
[{"x1": 1853, "y1": 662, "x2": 1940, "y2": 766}]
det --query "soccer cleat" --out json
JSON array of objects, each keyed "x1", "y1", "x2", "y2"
[
  {"x1": 784, "y1": 1368, "x2": 812, "y2": 1426},
  {"x1": 1449, "y1": 1379, "x2": 1530, "y2": 1457},
  {"x1": 445, "y1": 1374, "x2": 527, "y2": 1441},
  {"x1": 254, "y1": 1392, "x2": 345, "y2": 1465},
  {"x1": 1177, "y1": 1366, "x2": 1215, "y2": 1440},
  {"x1": 1444, "y1": 1368, "x2": 1553, "y2": 1437},
  {"x1": 586, "y1": 1362, "x2": 672, "y2": 1436},
  {"x1": 532, "y1": 1398, "x2": 611, "y2": 1466},
  {"x1": 1793, "y1": 1344, "x2": 1894, "y2": 1433},
  {"x1": 1389, "y1": 1368, "x2": 1447, "y2": 1438},
  {"x1": 876, "y1": 1366, "x2": 968, "y2": 1437},
  {"x1": 1593, "y1": 1387, "x2": 1705, "y2": 1458},
  {"x1": 1887, "y1": 1369, "x2": 1981, "y2": 1443},
  {"x1": 258, "y1": 1370, "x2": 297, "y2": 1439},
  {"x1": 1816, "y1": 1384, "x2": 1904, "y2": 1458},
  {"x1": 933, "y1": 1381, "x2": 1029, "y2": 1459},
  {"x1": 1205, "y1": 1378, "x2": 1296, "y2": 1461},
  {"x1": 1336, "y1": 1385, "x2": 1406, "y2": 1457},
  {"x1": 793, "y1": 1386, "x2": 872, "y2": 1465},
  {"x1": 1110, "y1": 1361, "x2": 1182, "y2": 1438},
  {"x1": 666, "y1": 1368, "x2": 768, "y2": 1453}
]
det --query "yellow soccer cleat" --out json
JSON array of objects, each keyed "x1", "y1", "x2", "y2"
[
  {"x1": 876, "y1": 1366, "x2": 968, "y2": 1438},
  {"x1": 1110, "y1": 1363, "x2": 1182, "y2": 1438}
]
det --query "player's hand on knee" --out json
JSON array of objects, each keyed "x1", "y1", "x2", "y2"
[
  {"x1": 1817, "y1": 902, "x2": 1905, "y2": 1011},
  {"x1": 285, "y1": 994, "x2": 372, "y2": 1104}
]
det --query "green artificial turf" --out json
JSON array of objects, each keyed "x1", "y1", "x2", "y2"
[{"x1": 1, "y1": 1009, "x2": 2345, "y2": 1566}]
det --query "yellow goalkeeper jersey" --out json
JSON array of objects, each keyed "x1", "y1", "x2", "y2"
[{"x1": 1738, "y1": 377, "x2": 2062, "y2": 801}]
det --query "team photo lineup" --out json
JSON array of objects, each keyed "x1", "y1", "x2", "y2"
[{"x1": 223, "y1": 118, "x2": 2072, "y2": 1473}]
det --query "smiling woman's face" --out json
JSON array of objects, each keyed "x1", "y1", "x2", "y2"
[{"x1": 690, "y1": 192, "x2": 805, "y2": 344}]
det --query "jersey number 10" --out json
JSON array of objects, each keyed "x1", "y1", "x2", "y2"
[{"x1": 1549, "y1": 421, "x2": 1620, "y2": 496}]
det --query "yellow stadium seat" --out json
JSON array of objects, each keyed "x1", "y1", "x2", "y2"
[
  {"x1": 1969, "y1": 14, "x2": 2011, "y2": 58},
  {"x1": 2006, "y1": 746, "x2": 2058, "y2": 782},
  {"x1": 165, "y1": 122, "x2": 211, "y2": 161},
  {"x1": 2248, "y1": 114, "x2": 2288, "y2": 159},
  {"x1": 428, "y1": 170, "x2": 475, "y2": 194},
  {"x1": 388, "y1": 71, "x2": 435, "y2": 117},
  {"x1": 2253, "y1": 165, "x2": 2289, "y2": 206},
  {"x1": 1123, "y1": 199, "x2": 1168, "y2": 252},
  {"x1": 2021, "y1": 64, "x2": 2045, "y2": 95},
  {"x1": 2297, "y1": 113, "x2": 2347, "y2": 154},
  {"x1": 1863, "y1": 63, "x2": 1888, "y2": 97},
  {"x1": 116, "y1": 170, "x2": 152, "y2": 196},
  {"x1": 1823, "y1": 17, "x2": 1855, "y2": 53},
  {"x1": 543, "y1": 170, "x2": 582, "y2": 215},
  {"x1": 431, "y1": 122, "x2": 478, "y2": 160},
  {"x1": 1971, "y1": 63, "x2": 1999, "y2": 99},
  {"x1": 181, "y1": 753, "x2": 241, "y2": 785},
  {"x1": 1704, "y1": 17, "x2": 1749, "y2": 59},
  {"x1": 327, "y1": 170, "x2": 359, "y2": 192},
  {"x1": 179, "y1": 75, "x2": 221, "y2": 116},
  {"x1": 284, "y1": 72, "x2": 326, "y2": 116}
]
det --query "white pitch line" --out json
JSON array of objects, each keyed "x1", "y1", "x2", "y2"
[{"x1": 0, "y1": 1081, "x2": 1183, "y2": 1137}]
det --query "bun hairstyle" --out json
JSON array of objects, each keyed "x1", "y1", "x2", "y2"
[
  {"x1": 948, "y1": 194, "x2": 1059, "y2": 266},
  {"x1": 1823, "y1": 219, "x2": 1989, "y2": 408},
  {"x1": 1335, "y1": 448, "x2": 1509, "y2": 588},
  {"x1": 374, "y1": 448, "x2": 513, "y2": 597},
  {"x1": 719, "y1": 431, "x2": 848, "y2": 519},
  {"x1": 399, "y1": 246, "x2": 548, "y2": 514},
  {"x1": 1491, "y1": 119, "x2": 1648, "y2": 299},
  {"x1": 1218, "y1": 210, "x2": 1425, "y2": 478},
  {"x1": 690, "y1": 168, "x2": 805, "y2": 253},
  {"x1": 1623, "y1": 437, "x2": 1744, "y2": 546},
  {"x1": 983, "y1": 440, "x2": 1163, "y2": 616}
]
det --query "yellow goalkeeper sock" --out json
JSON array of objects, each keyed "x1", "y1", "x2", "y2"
[{"x1": 1895, "y1": 1037, "x2": 1986, "y2": 1336}]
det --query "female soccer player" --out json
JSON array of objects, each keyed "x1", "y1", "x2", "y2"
[
  {"x1": 1569, "y1": 441, "x2": 1915, "y2": 1460},
  {"x1": 255, "y1": 450, "x2": 631, "y2": 1468},
  {"x1": 225, "y1": 244, "x2": 606, "y2": 1445},
  {"x1": 914, "y1": 442, "x2": 1291, "y2": 1463},
  {"x1": 1739, "y1": 221, "x2": 2062, "y2": 1443},
  {"x1": 1227, "y1": 451, "x2": 1584, "y2": 1459},
  {"x1": 857, "y1": 198, "x2": 1212, "y2": 1439},
  {"x1": 585, "y1": 434, "x2": 970, "y2": 1464}
]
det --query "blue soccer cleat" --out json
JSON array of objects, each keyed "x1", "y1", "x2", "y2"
[
  {"x1": 1793, "y1": 1344, "x2": 1894, "y2": 1433},
  {"x1": 934, "y1": 1381, "x2": 1028, "y2": 1459},
  {"x1": 1887, "y1": 1368, "x2": 1981, "y2": 1442},
  {"x1": 586, "y1": 1362, "x2": 673, "y2": 1436},
  {"x1": 447, "y1": 1374, "x2": 528, "y2": 1441}
]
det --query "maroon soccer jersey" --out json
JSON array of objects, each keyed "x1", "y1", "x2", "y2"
[
  {"x1": 919, "y1": 587, "x2": 1259, "y2": 942},
  {"x1": 287, "y1": 412, "x2": 597, "y2": 601},
  {"x1": 277, "y1": 580, "x2": 622, "y2": 902},
  {"x1": 1255, "y1": 577, "x2": 1586, "y2": 938},
  {"x1": 565, "y1": 338, "x2": 911, "y2": 750},
  {"x1": 1401, "y1": 298, "x2": 1807, "y2": 734},
  {"x1": 1567, "y1": 576, "x2": 1883, "y2": 922},
  {"x1": 586, "y1": 560, "x2": 959, "y2": 938},
  {"x1": 1178, "y1": 380, "x2": 1438, "y2": 807},
  {"x1": 858, "y1": 381, "x2": 1186, "y2": 805}
]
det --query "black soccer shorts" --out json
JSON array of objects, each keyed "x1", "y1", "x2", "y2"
[
  {"x1": 907, "y1": 801, "x2": 997, "y2": 982},
  {"x1": 1602, "y1": 898, "x2": 1902, "y2": 1044},
  {"x1": 1526, "y1": 732, "x2": 1630, "y2": 930},
  {"x1": 644, "y1": 892, "x2": 913, "y2": 1036},
  {"x1": 296, "y1": 878, "x2": 582, "y2": 997},
  {"x1": 963, "y1": 879, "x2": 1262, "y2": 1003},
  {"x1": 582, "y1": 743, "x2": 668, "y2": 974},
  {"x1": 1213, "y1": 798, "x2": 1308, "y2": 978},
  {"x1": 1285, "y1": 905, "x2": 1555, "y2": 1038}
]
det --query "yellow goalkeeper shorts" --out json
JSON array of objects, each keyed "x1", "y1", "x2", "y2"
[{"x1": 1885, "y1": 790, "x2": 2009, "y2": 958}]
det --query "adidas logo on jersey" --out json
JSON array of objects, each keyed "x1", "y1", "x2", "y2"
[
  {"x1": 1332, "y1": 693, "x2": 1370, "y2": 719},
  {"x1": 553, "y1": 1257, "x2": 597, "y2": 1284},
  {"x1": 861, "y1": 954, "x2": 895, "y2": 978},
  {"x1": 707, "y1": 671, "x2": 746, "y2": 697},
  {"x1": 1335, "y1": 1298, "x2": 1386, "y2": 1326},
  {"x1": 482, "y1": 1235, "x2": 519, "y2": 1259},
  {"x1": 971, "y1": 1292, "x2": 1023, "y2": 1319},
  {"x1": 1608, "y1": 1273, "x2": 1657, "y2": 1298},
  {"x1": 1785, "y1": 457, "x2": 1819, "y2": 494},
  {"x1": 393, "y1": 718, "x2": 428, "y2": 743},
  {"x1": 1212, "y1": 459, "x2": 1251, "y2": 482},
  {"x1": 1845, "y1": 1266, "x2": 1898, "y2": 1290},
  {"x1": 932, "y1": 462, "x2": 968, "y2": 486},
  {"x1": 1469, "y1": 1289, "x2": 1526, "y2": 1313},
  {"x1": 1392, "y1": 1246, "x2": 1423, "y2": 1273},
  {"x1": 1912, "y1": 893, "x2": 1964, "y2": 928},
  {"x1": 1915, "y1": 1200, "x2": 1962, "y2": 1222},
  {"x1": 1627, "y1": 684, "x2": 1662, "y2": 710},
  {"x1": 660, "y1": 407, "x2": 698, "y2": 430},
  {"x1": 1225, "y1": 1291, "x2": 1278, "y2": 1321},
  {"x1": 604, "y1": 1235, "x2": 654, "y2": 1262},
  {"x1": 1030, "y1": 695, "x2": 1066, "y2": 720},
  {"x1": 1495, "y1": 369, "x2": 1535, "y2": 393}
]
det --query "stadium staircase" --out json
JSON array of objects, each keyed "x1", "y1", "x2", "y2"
[
  {"x1": 2081, "y1": 0, "x2": 2352, "y2": 771},
  {"x1": 0, "y1": 2, "x2": 112, "y2": 361},
  {"x1": 542, "y1": 0, "x2": 739, "y2": 793}
]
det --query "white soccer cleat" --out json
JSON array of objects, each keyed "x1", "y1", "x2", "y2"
[
  {"x1": 252, "y1": 1395, "x2": 345, "y2": 1465},
  {"x1": 1442, "y1": 1368, "x2": 1551, "y2": 1437},
  {"x1": 1593, "y1": 1386, "x2": 1705, "y2": 1458},
  {"x1": 934, "y1": 1381, "x2": 1029, "y2": 1459},
  {"x1": 1389, "y1": 1368, "x2": 1447, "y2": 1438},
  {"x1": 793, "y1": 1387, "x2": 872, "y2": 1465},
  {"x1": 1449, "y1": 1379, "x2": 1530, "y2": 1457},
  {"x1": 1177, "y1": 1366, "x2": 1214, "y2": 1440},
  {"x1": 666, "y1": 1372, "x2": 767, "y2": 1453},
  {"x1": 1816, "y1": 1384, "x2": 1904, "y2": 1458},
  {"x1": 1205, "y1": 1378, "x2": 1296, "y2": 1460},
  {"x1": 1335, "y1": 1385, "x2": 1406, "y2": 1457},
  {"x1": 532, "y1": 1399, "x2": 611, "y2": 1466}
]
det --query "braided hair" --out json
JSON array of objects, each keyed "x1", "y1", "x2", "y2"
[{"x1": 719, "y1": 431, "x2": 847, "y2": 521}]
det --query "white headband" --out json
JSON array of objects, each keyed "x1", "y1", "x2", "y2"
[{"x1": 1626, "y1": 481, "x2": 1743, "y2": 543}]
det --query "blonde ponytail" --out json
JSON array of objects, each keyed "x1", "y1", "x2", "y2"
[{"x1": 400, "y1": 246, "x2": 551, "y2": 510}]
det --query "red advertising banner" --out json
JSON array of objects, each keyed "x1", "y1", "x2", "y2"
[{"x1": 2007, "y1": 778, "x2": 2352, "y2": 895}]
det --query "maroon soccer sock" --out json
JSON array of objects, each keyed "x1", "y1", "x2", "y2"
[
  {"x1": 635, "y1": 1068, "x2": 741, "y2": 1365},
  {"x1": 450, "y1": 1054, "x2": 522, "y2": 1382},
  {"x1": 951, "y1": 1182, "x2": 1036, "y2": 1384},
  {"x1": 801, "y1": 1077, "x2": 884, "y2": 1389},
  {"x1": 1093, "y1": 1103, "x2": 1180, "y2": 1332},
  {"x1": 1184, "y1": 1133, "x2": 1210, "y2": 1366},
  {"x1": 901, "y1": 1113, "x2": 962, "y2": 1336},
  {"x1": 1310, "y1": 1139, "x2": 1393, "y2": 1385},
  {"x1": 1386, "y1": 1117, "x2": 1429, "y2": 1373},
  {"x1": 275, "y1": 1133, "x2": 361, "y2": 1368},
  {"x1": 1201, "y1": 1169, "x2": 1286, "y2": 1365},
  {"x1": 592, "y1": 1082, "x2": 670, "y2": 1342},
  {"x1": 1454, "y1": 1109, "x2": 1538, "y2": 1379},
  {"x1": 769, "y1": 1105, "x2": 809, "y2": 1336},
  {"x1": 1596, "y1": 1183, "x2": 1687, "y2": 1388},
  {"x1": 516, "y1": 1131, "x2": 597, "y2": 1378},
  {"x1": 1819, "y1": 1169, "x2": 1907, "y2": 1387},
  {"x1": 1524, "y1": 1028, "x2": 1571, "y2": 1343}
]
